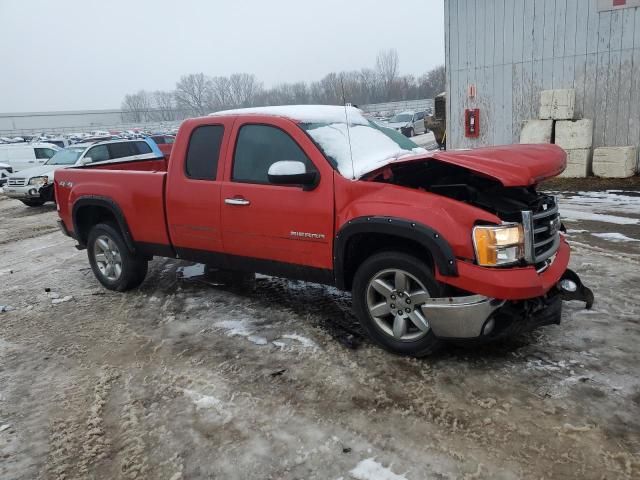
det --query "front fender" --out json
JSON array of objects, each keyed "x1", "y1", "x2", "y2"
[{"x1": 333, "y1": 216, "x2": 458, "y2": 290}]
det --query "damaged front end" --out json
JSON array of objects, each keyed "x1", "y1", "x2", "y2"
[{"x1": 365, "y1": 155, "x2": 594, "y2": 341}]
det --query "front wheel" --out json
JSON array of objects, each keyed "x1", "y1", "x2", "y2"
[
  {"x1": 352, "y1": 251, "x2": 443, "y2": 357},
  {"x1": 87, "y1": 222, "x2": 147, "y2": 291}
]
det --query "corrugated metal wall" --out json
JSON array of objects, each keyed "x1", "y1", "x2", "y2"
[{"x1": 445, "y1": 0, "x2": 640, "y2": 154}]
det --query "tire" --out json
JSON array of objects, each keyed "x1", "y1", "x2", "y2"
[
  {"x1": 352, "y1": 251, "x2": 444, "y2": 357},
  {"x1": 409, "y1": 128, "x2": 415, "y2": 137},
  {"x1": 20, "y1": 199, "x2": 45, "y2": 207},
  {"x1": 87, "y1": 222, "x2": 147, "y2": 291}
]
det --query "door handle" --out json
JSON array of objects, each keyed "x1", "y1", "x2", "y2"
[{"x1": 225, "y1": 197, "x2": 250, "y2": 206}]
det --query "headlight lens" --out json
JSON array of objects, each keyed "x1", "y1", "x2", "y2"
[
  {"x1": 473, "y1": 223, "x2": 524, "y2": 266},
  {"x1": 28, "y1": 176, "x2": 48, "y2": 186}
]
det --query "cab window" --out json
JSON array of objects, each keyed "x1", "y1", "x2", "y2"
[
  {"x1": 34, "y1": 148, "x2": 56, "y2": 159},
  {"x1": 85, "y1": 145, "x2": 110, "y2": 163},
  {"x1": 185, "y1": 125, "x2": 224, "y2": 180},
  {"x1": 108, "y1": 142, "x2": 135, "y2": 159},
  {"x1": 232, "y1": 124, "x2": 315, "y2": 184}
]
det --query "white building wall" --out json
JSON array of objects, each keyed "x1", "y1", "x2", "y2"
[{"x1": 445, "y1": 0, "x2": 640, "y2": 157}]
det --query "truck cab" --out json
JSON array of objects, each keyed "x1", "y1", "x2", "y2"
[{"x1": 54, "y1": 106, "x2": 593, "y2": 357}]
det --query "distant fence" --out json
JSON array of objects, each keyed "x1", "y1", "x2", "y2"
[
  {"x1": 0, "y1": 109, "x2": 187, "y2": 137},
  {"x1": 360, "y1": 99, "x2": 435, "y2": 116}
]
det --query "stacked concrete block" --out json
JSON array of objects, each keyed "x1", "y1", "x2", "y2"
[
  {"x1": 519, "y1": 119, "x2": 553, "y2": 144},
  {"x1": 539, "y1": 89, "x2": 576, "y2": 120},
  {"x1": 592, "y1": 147, "x2": 638, "y2": 178},
  {"x1": 561, "y1": 149, "x2": 593, "y2": 178},
  {"x1": 555, "y1": 119, "x2": 594, "y2": 178}
]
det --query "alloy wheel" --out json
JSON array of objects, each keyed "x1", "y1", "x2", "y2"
[
  {"x1": 365, "y1": 268, "x2": 431, "y2": 341},
  {"x1": 93, "y1": 235, "x2": 122, "y2": 281}
]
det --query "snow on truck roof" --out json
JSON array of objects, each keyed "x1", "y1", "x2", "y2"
[{"x1": 210, "y1": 105, "x2": 370, "y2": 125}]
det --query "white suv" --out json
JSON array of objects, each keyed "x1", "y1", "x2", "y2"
[{"x1": 3, "y1": 139, "x2": 161, "y2": 207}]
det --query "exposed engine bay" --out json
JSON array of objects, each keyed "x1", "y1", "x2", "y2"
[{"x1": 365, "y1": 160, "x2": 553, "y2": 221}]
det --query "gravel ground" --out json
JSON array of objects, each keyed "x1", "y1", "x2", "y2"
[{"x1": 0, "y1": 190, "x2": 639, "y2": 480}]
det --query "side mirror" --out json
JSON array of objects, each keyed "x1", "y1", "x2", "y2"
[
  {"x1": 267, "y1": 161, "x2": 318, "y2": 190},
  {"x1": 79, "y1": 157, "x2": 92, "y2": 166}
]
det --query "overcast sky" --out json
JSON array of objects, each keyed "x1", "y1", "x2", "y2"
[{"x1": 0, "y1": 0, "x2": 444, "y2": 113}]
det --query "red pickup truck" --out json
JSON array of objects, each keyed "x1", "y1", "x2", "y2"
[{"x1": 55, "y1": 106, "x2": 592, "y2": 357}]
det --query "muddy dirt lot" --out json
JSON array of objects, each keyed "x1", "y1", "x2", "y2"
[{"x1": 0, "y1": 191, "x2": 639, "y2": 480}]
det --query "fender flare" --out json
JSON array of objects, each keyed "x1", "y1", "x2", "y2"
[
  {"x1": 72, "y1": 196, "x2": 136, "y2": 252},
  {"x1": 333, "y1": 216, "x2": 458, "y2": 289}
]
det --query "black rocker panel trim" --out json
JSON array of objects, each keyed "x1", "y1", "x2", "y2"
[
  {"x1": 134, "y1": 243, "x2": 335, "y2": 286},
  {"x1": 334, "y1": 216, "x2": 458, "y2": 289}
]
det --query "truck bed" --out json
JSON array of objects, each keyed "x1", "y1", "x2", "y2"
[{"x1": 55, "y1": 159, "x2": 171, "y2": 249}]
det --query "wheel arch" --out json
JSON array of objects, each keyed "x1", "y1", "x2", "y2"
[
  {"x1": 334, "y1": 216, "x2": 458, "y2": 291},
  {"x1": 72, "y1": 196, "x2": 135, "y2": 252}
]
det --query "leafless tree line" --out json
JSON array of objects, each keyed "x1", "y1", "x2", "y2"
[{"x1": 121, "y1": 49, "x2": 445, "y2": 122}]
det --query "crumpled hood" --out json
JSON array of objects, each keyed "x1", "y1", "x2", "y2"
[
  {"x1": 9, "y1": 164, "x2": 65, "y2": 180},
  {"x1": 366, "y1": 144, "x2": 567, "y2": 186}
]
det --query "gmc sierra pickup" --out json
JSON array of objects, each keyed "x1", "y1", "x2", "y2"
[{"x1": 54, "y1": 105, "x2": 593, "y2": 357}]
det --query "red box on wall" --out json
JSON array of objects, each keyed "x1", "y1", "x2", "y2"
[{"x1": 464, "y1": 109, "x2": 480, "y2": 138}]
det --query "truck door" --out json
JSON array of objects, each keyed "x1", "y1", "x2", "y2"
[
  {"x1": 165, "y1": 118, "x2": 232, "y2": 256},
  {"x1": 220, "y1": 117, "x2": 334, "y2": 275}
]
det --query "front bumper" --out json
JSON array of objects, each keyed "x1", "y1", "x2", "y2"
[
  {"x1": 2, "y1": 186, "x2": 43, "y2": 199},
  {"x1": 424, "y1": 267, "x2": 593, "y2": 340}
]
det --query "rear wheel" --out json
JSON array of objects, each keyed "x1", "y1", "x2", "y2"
[
  {"x1": 20, "y1": 199, "x2": 45, "y2": 207},
  {"x1": 352, "y1": 251, "x2": 443, "y2": 357},
  {"x1": 87, "y1": 222, "x2": 147, "y2": 291}
]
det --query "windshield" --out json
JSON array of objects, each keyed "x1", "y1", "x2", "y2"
[
  {"x1": 302, "y1": 120, "x2": 424, "y2": 178},
  {"x1": 389, "y1": 113, "x2": 413, "y2": 123},
  {"x1": 45, "y1": 147, "x2": 84, "y2": 165}
]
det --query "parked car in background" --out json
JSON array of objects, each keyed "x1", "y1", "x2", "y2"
[
  {"x1": 148, "y1": 134, "x2": 175, "y2": 158},
  {"x1": 0, "y1": 162, "x2": 13, "y2": 186},
  {"x1": 37, "y1": 137, "x2": 70, "y2": 149},
  {"x1": 4, "y1": 139, "x2": 164, "y2": 206},
  {"x1": 385, "y1": 111, "x2": 426, "y2": 137},
  {"x1": 0, "y1": 142, "x2": 60, "y2": 172}
]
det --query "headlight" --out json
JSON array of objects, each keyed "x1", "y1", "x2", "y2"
[
  {"x1": 473, "y1": 223, "x2": 524, "y2": 266},
  {"x1": 28, "y1": 176, "x2": 49, "y2": 186}
]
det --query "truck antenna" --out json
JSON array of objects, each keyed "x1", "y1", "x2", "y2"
[{"x1": 340, "y1": 77, "x2": 356, "y2": 180}]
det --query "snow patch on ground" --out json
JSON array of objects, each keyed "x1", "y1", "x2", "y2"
[
  {"x1": 215, "y1": 319, "x2": 254, "y2": 337},
  {"x1": 177, "y1": 263, "x2": 205, "y2": 279},
  {"x1": 279, "y1": 333, "x2": 317, "y2": 349},
  {"x1": 559, "y1": 209, "x2": 640, "y2": 225},
  {"x1": 183, "y1": 389, "x2": 222, "y2": 410},
  {"x1": 591, "y1": 232, "x2": 639, "y2": 243},
  {"x1": 349, "y1": 458, "x2": 409, "y2": 480}
]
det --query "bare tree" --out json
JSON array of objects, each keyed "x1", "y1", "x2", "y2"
[
  {"x1": 152, "y1": 90, "x2": 176, "y2": 121},
  {"x1": 209, "y1": 76, "x2": 233, "y2": 111},
  {"x1": 121, "y1": 90, "x2": 152, "y2": 122},
  {"x1": 376, "y1": 48, "x2": 399, "y2": 99},
  {"x1": 174, "y1": 73, "x2": 213, "y2": 116},
  {"x1": 228, "y1": 73, "x2": 262, "y2": 107}
]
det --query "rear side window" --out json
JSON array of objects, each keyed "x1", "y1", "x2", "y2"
[
  {"x1": 135, "y1": 141, "x2": 152, "y2": 154},
  {"x1": 185, "y1": 125, "x2": 224, "y2": 180},
  {"x1": 35, "y1": 148, "x2": 56, "y2": 159},
  {"x1": 108, "y1": 142, "x2": 135, "y2": 159},
  {"x1": 232, "y1": 124, "x2": 314, "y2": 184},
  {"x1": 85, "y1": 145, "x2": 110, "y2": 162}
]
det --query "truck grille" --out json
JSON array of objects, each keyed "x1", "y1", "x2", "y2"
[
  {"x1": 7, "y1": 178, "x2": 27, "y2": 186},
  {"x1": 522, "y1": 196, "x2": 560, "y2": 265}
]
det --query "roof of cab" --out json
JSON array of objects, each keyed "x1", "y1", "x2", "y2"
[{"x1": 209, "y1": 105, "x2": 370, "y2": 125}]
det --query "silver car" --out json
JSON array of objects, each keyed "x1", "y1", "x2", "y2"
[{"x1": 385, "y1": 111, "x2": 427, "y2": 137}]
